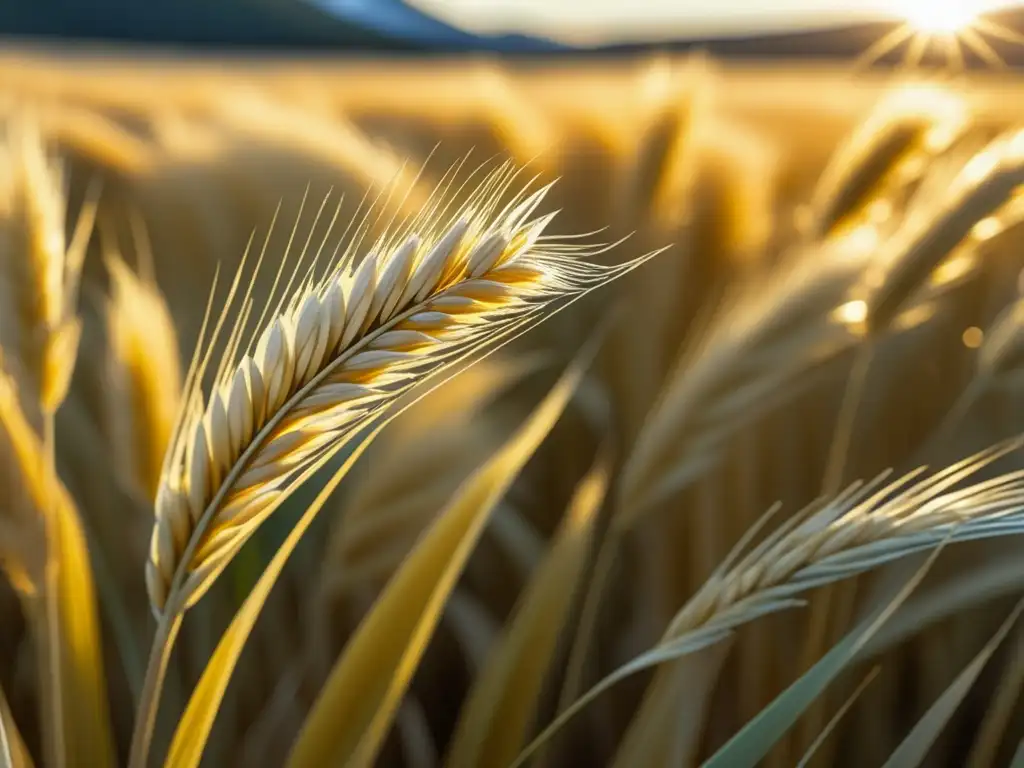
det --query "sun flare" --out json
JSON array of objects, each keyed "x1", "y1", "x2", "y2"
[
  {"x1": 859, "y1": 0, "x2": 1024, "y2": 70},
  {"x1": 902, "y1": 0, "x2": 978, "y2": 35}
]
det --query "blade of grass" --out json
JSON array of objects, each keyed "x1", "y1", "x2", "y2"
[
  {"x1": 881, "y1": 597, "x2": 1024, "y2": 768},
  {"x1": 510, "y1": 622, "x2": 744, "y2": 768},
  {"x1": 445, "y1": 451, "x2": 610, "y2": 768},
  {"x1": 286, "y1": 351, "x2": 588, "y2": 768},
  {"x1": 796, "y1": 667, "x2": 880, "y2": 768},
  {"x1": 967, "y1": 626, "x2": 1024, "y2": 768}
]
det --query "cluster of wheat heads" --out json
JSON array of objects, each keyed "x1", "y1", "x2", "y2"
[{"x1": 7, "y1": 56, "x2": 1024, "y2": 768}]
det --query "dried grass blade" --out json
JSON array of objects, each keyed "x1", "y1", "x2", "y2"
[
  {"x1": 0, "y1": 374, "x2": 115, "y2": 768},
  {"x1": 880, "y1": 598, "x2": 1024, "y2": 768},
  {"x1": 445, "y1": 453, "x2": 609, "y2": 768},
  {"x1": 285, "y1": 353, "x2": 587, "y2": 768}
]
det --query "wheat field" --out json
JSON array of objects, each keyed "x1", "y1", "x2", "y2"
[{"x1": 2, "y1": 44, "x2": 1024, "y2": 767}]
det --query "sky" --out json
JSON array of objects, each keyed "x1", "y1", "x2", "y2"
[{"x1": 408, "y1": 0, "x2": 1017, "y2": 44}]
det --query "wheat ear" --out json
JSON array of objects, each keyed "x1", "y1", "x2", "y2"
[
  {"x1": 130, "y1": 163, "x2": 653, "y2": 768},
  {"x1": 665, "y1": 438, "x2": 1024, "y2": 643},
  {"x1": 145, "y1": 164, "x2": 641, "y2": 615},
  {"x1": 105, "y1": 246, "x2": 182, "y2": 501},
  {"x1": 515, "y1": 439, "x2": 1024, "y2": 768},
  {"x1": 0, "y1": 116, "x2": 93, "y2": 421},
  {"x1": 800, "y1": 85, "x2": 968, "y2": 239}
]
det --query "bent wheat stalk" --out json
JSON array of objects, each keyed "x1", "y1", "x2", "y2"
[
  {"x1": 130, "y1": 164, "x2": 653, "y2": 768},
  {"x1": 803, "y1": 126, "x2": 1024, "y2": 726},
  {"x1": 515, "y1": 438, "x2": 1024, "y2": 767}
]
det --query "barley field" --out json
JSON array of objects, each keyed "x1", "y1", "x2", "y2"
[{"x1": 2, "y1": 44, "x2": 1024, "y2": 767}]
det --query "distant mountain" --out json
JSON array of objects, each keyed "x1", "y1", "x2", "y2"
[
  {"x1": 307, "y1": 0, "x2": 566, "y2": 52},
  {"x1": 0, "y1": 0, "x2": 564, "y2": 53},
  {"x1": 0, "y1": 0, "x2": 421, "y2": 51}
]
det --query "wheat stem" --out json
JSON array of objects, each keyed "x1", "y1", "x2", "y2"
[
  {"x1": 130, "y1": 165, "x2": 655, "y2": 768},
  {"x1": 822, "y1": 343, "x2": 875, "y2": 496},
  {"x1": 38, "y1": 410, "x2": 65, "y2": 768},
  {"x1": 514, "y1": 440, "x2": 1024, "y2": 767},
  {"x1": 128, "y1": 612, "x2": 182, "y2": 768}
]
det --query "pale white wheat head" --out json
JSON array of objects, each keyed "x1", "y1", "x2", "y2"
[{"x1": 145, "y1": 162, "x2": 649, "y2": 616}]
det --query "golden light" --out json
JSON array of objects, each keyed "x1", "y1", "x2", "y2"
[
  {"x1": 858, "y1": 0, "x2": 1024, "y2": 71},
  {"x1": 962, "y1": 326, "x2": 985, "y2": 348},
  {"x1": 835, "y1": 299, "x2": 869, "y2": 326},
  {"x1": 902, "y1": 0, "x2": 977, "y2": 36}
]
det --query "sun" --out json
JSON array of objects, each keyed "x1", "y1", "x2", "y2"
[
  {"x1": 903, "y1": 0, "x2": 978, "y2": 35},
  {"x1": 858, "y1": 0, "x2": 1024, "y2": 70}
]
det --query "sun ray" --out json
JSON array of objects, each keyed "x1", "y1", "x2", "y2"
[
  {"x1": 962, "y1": 26, "x2": 1008, "y2": 67},
  {"x1": 860, "y1": 2, "x2": 1024, "y2": 72},
  {"x1": 854, "y1": 26, "x2": 916, "y2": 70},
  {"x1": 904, "y1": 32, "x2": 932, "y2": 70},
  {"x1": 975, "y1": 17, "x2": 1024, "y2": 45}
]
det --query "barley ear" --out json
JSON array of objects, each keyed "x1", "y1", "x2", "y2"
[{"x1": 132, "y1": 167, "x2": 657, "y2": 768}]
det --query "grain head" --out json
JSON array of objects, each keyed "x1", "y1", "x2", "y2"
[
  {"x1": 856, "y1": 127, "x2": 1024, "y2": 335},
  {"x1": 801, "y1": 85, "x2": 968, "y2": 239},
  {"x1": 105, "y1": 250, "x2": 183, "y2": 501},
  {"x1": 0, "y1": 116, "x2": 96, "y2": 421},
  {"x1": 146, "y1": 163, "x2": 652, "y2": 616}
]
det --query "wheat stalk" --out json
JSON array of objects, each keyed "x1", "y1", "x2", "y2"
[
  {"x1": 516, "y1": 439, "x2": 1024, "y2": 768},
  {"x1": 853, "y1": 126, "x2": 1024, "y2": 336},
  {"x1": 619, "y1": 223, "x2": 879, "y2": 519},
  {"x1": 665, "y1": 439, "x2": 1024, "y2": 644},
  {"x1": 804, "y1": 124, "x2": 1024, "y2": 701},
  {"x1": 0, "y1": 116, "x2": 92, "y2": 421},
  {"x1": 130, "y1": 162, "x2": 653, "y2": 768},
  {"x1": 0, "y1": 115, "x2": 100, "y2": 768},
  {"x1": 800, "y1": 85, "x2": 968, "y2": 239},
  {"x1": 105, "y1": 247, "x2": 182, "y2": 501}
]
